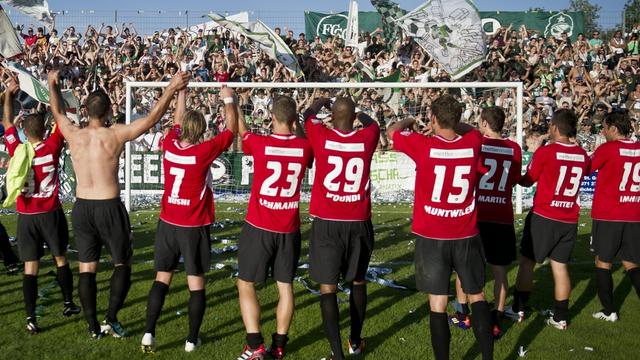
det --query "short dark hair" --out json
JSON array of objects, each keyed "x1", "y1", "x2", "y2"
[
  {"x1": 604, "y1": 111, "x2": 632, "y2": 136},
  {"x1": 481, "y1": 107, "x2": 506, "y2": 133},
  {"x1": 332, "y1": 97, "x2": 356, "y2": 127},
  {"x1": 432, "y1": 95, "x2": 462, "y2": 129},
  {"x1": 271, "y1": 96, "x2": 297, "y2": 125},
  {"x1": 551, "y1": 109, "x2": 578, "y2": 138},
  {"x1": 22, "y1": 113, "x2": 45, "y2": 140},
  {"x1": 85, "y1": 90, "x2": 111, "y2": 119}
]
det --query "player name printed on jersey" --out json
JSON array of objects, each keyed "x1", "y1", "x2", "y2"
[
  {"x1": 591, "y1": 140, "x2": 640, "y2": 222},
  {"x1": 160, "y1": 126, "x2": 233, "y2": 227},
  {"x1": 393, "y1": 129, "x2": 482, "y2": 240},
  {"x1": 526, "y1": 142, "x2": 590, "y2": 223},
  {"x1": 4, "y1": 126, "x2": 64, "y2": 214},
  {"x1": 243, "y1": 133, "x2": 313, "y2": 233},
  {"x1": 477, "y1": 138, "x2": 522, "y2": 224},
  {"x1": 305, "y1": 116, "x2": 379, "y2": 222}
]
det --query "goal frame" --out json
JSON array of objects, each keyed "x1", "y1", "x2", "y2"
[{"x1": 124, "y1": 81, "x2": 524, "y2": 214}]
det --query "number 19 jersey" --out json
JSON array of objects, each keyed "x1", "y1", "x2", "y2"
[
  {"x1": 522, "y1": 142, "x2": 590, "y2": 223},
  {"x1": 305, "y1": 116, "x2": 380, "y2": 221},
  {"x1": 476, "y1": 137, "x2": 522, "y2": 224},
  {"x1": 242, "y1": 132, "x2": 313, "y2": 233},
  {"x1": 393, "y1": 129, "x2": 483, "y2": 240},
  {"x1": 160, "y1": 126, "x2": 234, "y2": 227}
]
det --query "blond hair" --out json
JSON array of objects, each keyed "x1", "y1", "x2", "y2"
[{"x1": 179, "y1": 110, "x2": 206, "y2": 144}]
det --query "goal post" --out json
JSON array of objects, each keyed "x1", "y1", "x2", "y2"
[{"x1": 124, "y1": 81, "x2": 525, "y2": 214}]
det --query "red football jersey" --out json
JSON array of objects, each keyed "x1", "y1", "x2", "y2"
[
  {"x1": 305, "y1": 116, "x2": 379, "y2": 221},
  {"x1": 393, "y1": 129, "x2": 482, "y2": 240},
  {"x1": 591, "y1": 139, "x2": 640, "y2": 222},
  {"x1": 476, "y1": 136, "x2": 523, "y2": 224},
  {"x1": 521, "y1": 142, "x2": 590, "y2": 223},
  {"x1": 159, "y1": 126, "x2": 233, "y2": 227},
  {"x1": 242, "y1": 132, "x2": 313, "y2": 233},
  {"x1": 4, "y1": 126, "x2": 64, "y2": 214}
]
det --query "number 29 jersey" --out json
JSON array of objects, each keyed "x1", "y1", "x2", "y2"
[
  {"x1": 242, "y1": 132, "x2": 313, "y2": 233},
  {"x1": 305, "y1": 116, "x2": 380, "y2": 221},
  {"x1": 522, "y1": 142, "x2": 590, "y2": 223},
  {"x1": 393, "y1": 129, "x2": 483, "y2": 240},
  {"x1": 159, "y1": 126, "x2": 234, "y2": 227}
]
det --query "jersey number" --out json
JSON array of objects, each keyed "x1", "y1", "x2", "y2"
[
  {"x1": 323, "y1": 156, "x2": 364, "y2": 193},
  {"x1": 432, "y1": 165, "x2": 471, "y2": 204},
  {"x1": 555, "y1": 166, "x2": 583, "y2": 197},
  {"x1": 260, "y1": 161, "x2": 303, "y2": 197},
  {"x1": 620, "y1": 162, "x2": 640, "y2": 192},
  {"x1": 25, "y1": 165, "x2": 56, "y2": 198},
  {"x1": 479, "y1": 159, "x2": 512, "y2": 192},
  {"x1": 169, "y1": 167, "x2": 185, "y2": 198}
]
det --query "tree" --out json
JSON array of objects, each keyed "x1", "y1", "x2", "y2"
[
  {"x1": 624, "y1": 0, "x2": 640, "y2": 34},
  {"x1": 567, "y1": 0, "x2": 602, "y2": 34}
]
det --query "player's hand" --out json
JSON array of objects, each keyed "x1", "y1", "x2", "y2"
[
  {"x1": 219, "y1": 86, "x2": 235, "y2": 99},
  {"x1": 48, "y1": 69, "x2": 61, "y2": 86},
  {"x1": 168, "y1": 71, "x2": 190, "y2": 92}
]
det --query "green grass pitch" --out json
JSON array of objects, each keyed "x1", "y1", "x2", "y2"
[{"x1": 0, "y1": 203, "x2": 637, "y2": 359}]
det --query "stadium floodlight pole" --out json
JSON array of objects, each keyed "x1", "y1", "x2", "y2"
[{"x1": 124, "y1": 80, "x2": 525, "y2": 213}]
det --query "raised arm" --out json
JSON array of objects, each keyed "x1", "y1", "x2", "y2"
[
  {"x1": 2, "y1": 77, "x2": 20, "y2": 130},
  {"x1": 386, "y1": 117, "x2": 416, "y2": 141},
  {"x1": 173, "y1": 88, "x2": 186, "y2": 127},
  {"x1": 302, "y1": 97, "x2": 331, "y2": 121},
  {"x1": 47, "y1": 69, "x2": 78, "y2": 139},
  {"x1": 236, "y1": 104, "x2": 249, "y2": 137},
  {"x1": 219, "y1": 86, "x2": 239, "y2": 136},
  {"x1": 114, "y1": 71, "x2": 190, "y2": 142}
]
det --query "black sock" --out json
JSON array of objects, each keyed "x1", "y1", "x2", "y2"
[
  {"x1": 595, "y1": 268, "x2": 614, "y2": 315},
  {"x1": 23, "y1": 275, "x2": 38, "y2": 319},
  {"x1": 56, "y1": 264, "x2": 74, "y2": 303},
  {"x1": 471, "y1": 301, "x2": 494, "y2": 360},
  {"x1": 512, "y1": 289, "x2": 530, "y2": 312},
  {"x1": 628, "y1": 268, "x2": 640, "y2": 299},
  {"x1": 460, "y1": 302, "x2": 470, "y2": 315},
  {"x1": 272, "y1": 332, "x2": 289, "y2": 348},
  {"x1": 553, "y1": 299, "x2": 569, "y2": 322},
  {"x1": 429, "y1": 311, "x2": 450, "y2": 360},
  {"x1": 349, "y1": 283, "x2": 367, "y2": 345},
  {"x1": 187, "y1": 290, "x2": 205, "y2": 343},
  {"x1": 491, "y1": 309, "x2": 503, "y2": 324},
  {"x1": 246, "y1": 332, "x2": 264, "y2": 349},
  {"x1": 320, "y1": 293, "x2": 344, "y2": 360},
  {"x1": 144, "y1": 281, "x2": 169, "y2": 336},
  {"x1": 78, "y1": 272, "x2": 99, "y2": 332},
  {"x1": 106, "y1": 265, "x2": 131, "y2": 323}
]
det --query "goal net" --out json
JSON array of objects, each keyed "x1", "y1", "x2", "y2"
[{"x1": 122, "y1": 81, "x2": 526, "y2": 213}]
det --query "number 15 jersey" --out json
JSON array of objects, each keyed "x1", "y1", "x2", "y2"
[
  {"x1": 393, "y1": 129, "x2": 482, "y2": 240},
  {"x1": 305, "y1": 116, "x2": 380, "y2": 221},
  {"x1": 242, "y1": 132, "x2": 313, "y2": 233}
]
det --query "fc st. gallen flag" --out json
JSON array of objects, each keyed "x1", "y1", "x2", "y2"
[
  {"x1": 0, "y1": 5, "x2": 22, "y2": 58},
  {"x1": 3, "y1": 0, "x2": 54, "y2": 28},
  {"x1": 396, "y1": 0, "x2": 486, "y2": 80}
]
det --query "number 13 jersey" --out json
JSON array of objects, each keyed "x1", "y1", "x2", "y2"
[
  {"x1": 242, "y1": 132, "x2": 313, "y2": 233},
  {"x1": 305, "y1": 116, "x2": 380, "y2": 221},
  {"x1": 393, "y1": 129, "x2": 482, "y2": 240},
  {"x1": 160, "y1": 126, "x2": 234, "y2": 227}
]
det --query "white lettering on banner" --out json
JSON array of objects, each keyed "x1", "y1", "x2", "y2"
[
  {"x1": 132, "y1": 154, "x2": 142, "y2": 183},
  {"x1": 325, "y1": 192, "x2": 362, "y2": 202},
  {"x1": 325, "y1": 140, "x2": 365, "y2": 152},
  {"x1": 316, "y1": 14, "x2": 348, "y2": 38},
  {"x1": 259, "y1": 198, "x2": 299, "y2": 210},
  {"x1": 241, "y1": 155, "x2": 253, "y2": 185},
  {"x1": 551, "y1": 200, "x2": 574, "y2": 208},
  {"x1": 167, "y1": 196, "x2": 191, "y2": 206},
  {"x1": 144, "y1": 156, "x2": 159, "y2": 183},
  {"x1": 265, "y1": 146, "x2": 304, "y2": 157},
  {"x1": 165, "y1": 151, "x2": 196, "y2": 165},
  {"x1": 620, "y1": 195, "x2": 640, "y2": 203},
  {"x1": 429, "y1": 148, "x2": 474, "y2": 159},
  {"x1": 33, "y1": 154, "x2": 53, "y2": 166},
  {"x1": 423, "y1": 201, "x2": 475, "y2": 218},
  {"x1": 478, "y1": 195, "x2": 507, "y2": 204},
  {"x1": 620, "y1": 149, "x2": 640, "y2": 157},
  {"x1": 556, "y1": 153, "x2": 585, "y2": 162},
  {"x1": 481, "y1": 145, "x2": 514, "y2": 156}
]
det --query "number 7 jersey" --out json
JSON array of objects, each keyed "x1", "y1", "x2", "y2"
[
  {"x1": 305, "y1": 116, "x2": 380, "y2": 221},
  {"x1": 242, "y1": 132, "x2": 313, "y2": 233}
]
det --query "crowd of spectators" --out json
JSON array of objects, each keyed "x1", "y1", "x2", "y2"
[{"x1": 1, "y1": 19, "x2": 640, "y2": 154}]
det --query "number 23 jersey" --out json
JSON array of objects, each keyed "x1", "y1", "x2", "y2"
[{"x1": 160, "y1": 126, "x2": 234, "y2": 227}]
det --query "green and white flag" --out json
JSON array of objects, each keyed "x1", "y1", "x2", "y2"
[
  {"x1": 7, "y1": 62, "x2": 79, "y2": 120},
  {"x1": 0, "y1": 5, "x2": 22, "y2": 58},
  {"x1": 3, "y1": 0, "x2": 54, "y2": 28},
  {"x1": 208, "y1": 13, "x2": 302, "y2": 77},
  {"x1": 345, "y1": 0, "x2": 359, "y2": 48},
  {"x1": 371, "y1": 0, "x2": 407, "y2": 43},
  {"x1": 396, "y1": 0, "x2": 486, "y2": 80}
]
